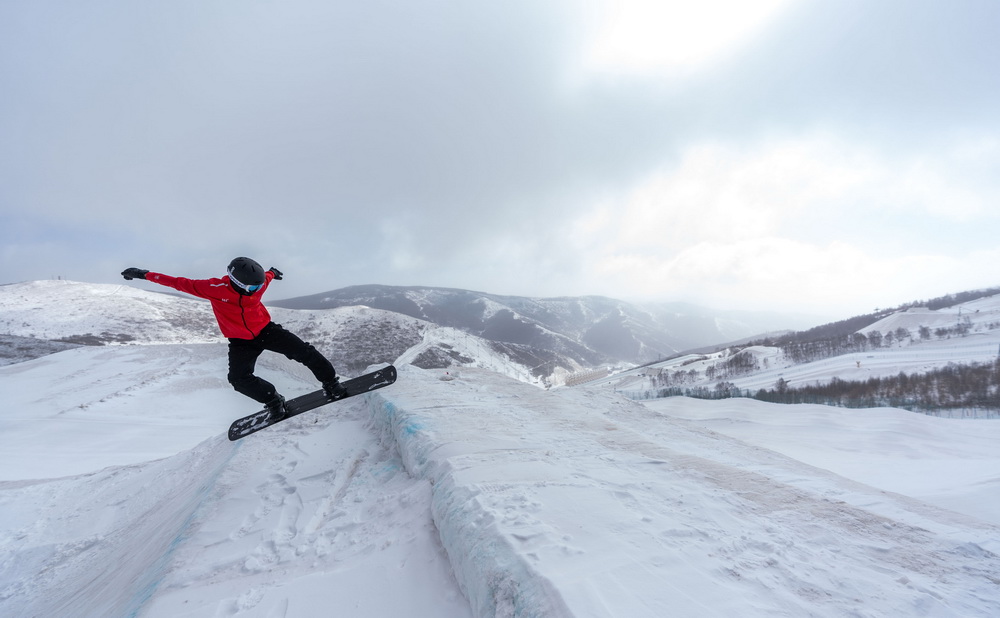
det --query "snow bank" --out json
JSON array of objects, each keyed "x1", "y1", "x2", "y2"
[{"x1": 366, "y1": 366, "x2": 1000, "y2": 617}]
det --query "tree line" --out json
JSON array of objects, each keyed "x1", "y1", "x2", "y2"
[
  {"x1": 633, "y1": 360, "x2": 1000, "y2": 413},
  {"x1": 755, "y1": 360, "x2": 1000, "y2": 410},
  {"x1": 775, "y1": 319, "x2": 985, "y2": 365},
  {"x1": 632, "y1": 287, "x2": 1000, "y2": 412}
]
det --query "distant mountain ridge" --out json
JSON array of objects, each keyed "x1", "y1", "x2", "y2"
[
  {"x1": 0, "y1": 280, "x2": 430, "y2": 377},
  {"x1": 271, "y1": 284, "x2": 817, "y2": 365},
  {"x1": 0, "y1": 280, "x2": 817, "y2": 384}
]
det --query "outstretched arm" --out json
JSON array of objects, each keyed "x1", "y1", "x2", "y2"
[{"x1": 122, "y1": 268, "x2": 213, "y2": 300}]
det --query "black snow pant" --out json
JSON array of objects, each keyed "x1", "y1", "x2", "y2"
[{"x1": 227, "y1": 322, "x2": 338, "y2": 404}]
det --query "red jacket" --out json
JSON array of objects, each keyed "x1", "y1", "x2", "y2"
[{"x1": 145, "y1": 271, "x2": 276, "y2": 340}]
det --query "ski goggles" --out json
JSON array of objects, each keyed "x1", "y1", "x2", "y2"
[{"x1": 228, "y1": 270, "x2": 263, "y2": 293}]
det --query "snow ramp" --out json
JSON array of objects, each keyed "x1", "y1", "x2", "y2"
[{"x1": 367, "y1": 365, "x2": 1000, "y2": 618}]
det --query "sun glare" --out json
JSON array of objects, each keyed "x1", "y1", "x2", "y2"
[{"x1": 585, "y1": 0, "x2": 794, "y2": 76}]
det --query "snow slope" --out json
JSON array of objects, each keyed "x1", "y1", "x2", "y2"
[
  {"x1": 372, "y1": 367, "x2": 1000, "y2": 617},
  {"x1": 2, "y1": 345, "x2": 1000, "y2": 616},
  {"x1": 0, "y1": 347, "x2": 471, "y2": 617}
]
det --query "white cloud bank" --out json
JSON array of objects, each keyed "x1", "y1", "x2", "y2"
[{"x1": 568, "y1": 134, "x2": 1000, "y2": 313}]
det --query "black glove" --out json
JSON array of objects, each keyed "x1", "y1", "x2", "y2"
[
  {"x1": 121, "y1": 268, "x2": 150, "y2": 281},
  {"x1": 268, "y1": 267, "x2": 283, "y2": 280}
]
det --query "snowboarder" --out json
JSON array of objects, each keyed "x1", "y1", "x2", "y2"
[{"x1": 121, "y1": 257, "x2": 346, "y2": 421}]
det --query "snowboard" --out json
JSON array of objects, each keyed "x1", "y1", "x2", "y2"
[{"x1": 228, "y1": 365, "x2": 397, "y2": 441}]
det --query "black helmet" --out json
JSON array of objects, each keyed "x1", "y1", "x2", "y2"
[{"x1": 228, "y1": 257, "x2": 265, "y2": 295}]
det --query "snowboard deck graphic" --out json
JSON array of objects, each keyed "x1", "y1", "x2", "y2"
[{"x1": 228, "y1": 365, "x2": 397, "y2": 441}]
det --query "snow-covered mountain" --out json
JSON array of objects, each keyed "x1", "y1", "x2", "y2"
[
  {"x1": 0, "y1": 280, "x2": 221, "y2": 345},
  {"x1": 270, "y1": 284, "x2": 816, "y2": 365},
  {"x1": 2, "y1": 280, "x2": 1000, "y2": 616},
  {"x1": 0, "y1": 280, "x2": 580, "y2": 384}
]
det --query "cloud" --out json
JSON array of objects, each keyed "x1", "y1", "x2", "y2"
[
  {"x1": 564, "y1": 133, "x2": 1000, "y2": 313},
  {"x1": 2, "y1": 0, "x2": 999, "y2": 316},
  {"x1": 582, "y1": 0, "x2": 796, "y2": 76},
  {"x1": 888, "y1": 137, "x2": 1000, "y2": 221}
]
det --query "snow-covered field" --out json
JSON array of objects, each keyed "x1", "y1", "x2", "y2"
[{"x1": 2, "y1": 282, "x2": 1000, "y2": 616}]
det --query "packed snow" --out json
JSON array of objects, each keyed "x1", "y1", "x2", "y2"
[{"x1": 2, "y1": 281, "x2": 1000, "y2": 616}]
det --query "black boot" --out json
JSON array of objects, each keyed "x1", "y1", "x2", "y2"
[
  {"x1": 324, "y1": 378, "x2": 348, "y2": 400},
  {"x1": 265, "y1": 394, "x2": 287, "y2": 422}
]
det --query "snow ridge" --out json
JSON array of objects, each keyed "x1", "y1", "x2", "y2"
[{"x1": 367, "y1": 394, "x2": 572, "y2": 618}]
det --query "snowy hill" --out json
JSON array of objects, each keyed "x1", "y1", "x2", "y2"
[
  {"x1": 270, "y1": 284, "x2": 816, "y2": 365},
  {"x1": 2, "y1": 281, "x2": 1000, "y2": 616},
  {"x1": 605, "y1": 292, "x2": 1000, "y2": 400},
  {"x1": 0, "y1": 280, "x2": 221, "y2": 345}
]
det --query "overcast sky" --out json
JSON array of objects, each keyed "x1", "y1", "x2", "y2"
[{"x1": 2, "y1": 0, "x2": 999, "y2": 318}]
